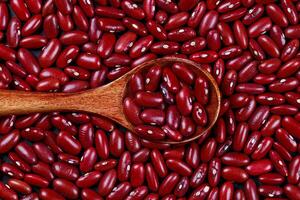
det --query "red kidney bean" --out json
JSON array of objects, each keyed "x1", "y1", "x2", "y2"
[
  {"x1": 0, "y1": 44, "x2": 16, "y2": 61},
  {"x1": 0, "y1": 129, "x2": 19, "y2": 154},
  {"x1": 39, "y1": 188, "x2": 64, "y2": 200},
  {"x1": 94, "y1": 159, "x2": 117, "y2": 172},
  {"x1": 72, "y1": 6, "x2": 89, "y2": 32},
  {"x1": 32, "y1": 162, "x2": 54, "y2": 181},
  {"x1": 109, "y1": 129, "x2": 125, "y2": 157},
  {"x1": 208, "y1": 158, "x2": 221, "y2": 187},
  {"x1": 76, "y1": 171, "x2": 101, "y2": 188},
  {"x1": 281, "y1": 39, "x2": 299, "y2": 61},
  {"x1": 108, "y1": 182, "x2": 132, "y2": 200},
  {"x1": 185, "y1": 143, "x2": 200, "y2": 169},
  {"x1": 220, "y1": 7, "x2": 247, "y2": 22},
  {"x1": 269, "y1": 150, "x2": 288, "y2": 176},
  {"x1": 248, "y1": 17, "x2": 272, "y2": 38},
  {"x1": 190, "y1": 50, "x2": 218, "y2": 64},
  {"x1": 24, "y1": 0, "x2": 41, "y2": 14},
  {"x1": 0, "y1": 1, "x2": 300, "y2": 199},
  {"x1": 218, "y1": 182, "x2": 234, "y2": 200},
  {"x1": 56, "y1": 131, "x2": 81, "y2": 155},
  {"x1": 248, "y1": 38, "x2": 266, "y2": 60},
  {"x1": 1, "y1": 162, "x2": 24, "y2": 179},
  {"x1": 166, "y1": 159, "x2": 192, "y2": 176},
  {"x1": 0, "y1": 182, "x2": 18, "y2": 200},
  {"x1": 6, "y1": 17, "x2": 21, "y2": 48},
  {"x1": 244, "y1": 179, "x2": 259, "y2": 200},
  {"x1": 10, "y1": 0, "x2": 31, "y2": 21},
  {"x1": 98, "y1": 169, "x2": 117, "y2": 196},
  {"x1": 143, "y1": 0, "x2": 155, "y2": 20},
  {"x1": 277, "y1": 58, "x2": 300, "y2": 78},
  {"x1": 121, "y1": 0, "x2": 145, "y2": 20},
  {"x1": 15, "y1": 141, "x2": 37, "y2": 164},
  {"x1": 258, "y1": 185, "x2": 283, "y2": 198},
  {"x1": 130, "y1": 163, "x2": 145, "y2": 187},
  {"x1": 8, "y1": 151, "x2": 31, "y2": 172},
  {"x1": 33, "y1": 142, "x2": 54, "y2": 163},
  {"x1": 281, "y1": 0, "x2": 298, "y2": 25},
  {"x1": 288, "y1": 156, "x2": 300, "y2": 184},
  {"x1": 56, "y1": 11, "x2": 74, "y2": 32},
  {"x1": 232, "y1": 123, "x2": 248, "y2": 151},
  {"x1": 21, "y1": 14, "x2": 42, "y2": 37},
  {"x1": 284, "y1": 184, "x2": 300, "y2": 200},
  {"x1": 81, "y1": 188, "x2": 103, "y2": 200},
  {"x1": 145, "y1": 163, "x2": 159, "y2": 192},
  {"x1": 226, "y1": 109, "x2": 235, "y2": 136},
  {"x1": 0, "y1": 3, "x2": 9, "y2": 31},
  {"x1": 199, "y1": 11, "x2": 218, "y2": 37},
  {"x1": 190, "y1": 163, "x2": 207, "y2": 188},
  {"x1": 242, "y1": 4, "x2": 264, "y2": 24},
  {"x1": 80, "y1": 147, "x2": 97, "y2": 173},
  {"x1": 189, "y1": 183, "x2": 211, "y2": 200},
  {"x1": 59, "y1": 31, "x2": 89, "y2": 46},
  {"x1": 251, "y1": 137, "x2": 273, "y2": 160},
  {"x1": 92, "y1": 116, "x2": 115, "y2": 132},
  {"x1": 246, "y1": 159, "x2": 273, "y2": 176},
  {"x1": 275, "y1": 128, "x2": 297, "y2": 152},
  {"x1": 132, "y1": 148, "x2": 150, "y2": 163},
  {"x1": 123, "y1": 17, "x2": 147, "y2": 36},
  {"x1": 270, "y1": 25, "x2": 286, "y2": 48},
  {"x1": 221, "y1": 152, "x2": 250, "y2": 167},
  {"x1": 95, "y1": 6, "x2": 124, "y2": 18},
  {"x1": 52, "y1": 161, "x2": 79, "y2": 181},
  {"x1": 24, "y1": 173, "x2": 49, "y2": 187},
  {"x1": 217, "y1": 22, "x2": 235, "y2": 46},
  {"x1": 39, "y1": 39, "x2": 61, "y2": 68},
  {"x1": 266, "y1": 4, "x2": 289, "y2": 27},
  {"x1": 257, "y1": 35, "x2": 280, "y2": 58},
  {"x1": 259, "y1": 173, "x2": 285, "y2": 185},
  {"x1": 151, "y1": 149, "x2": 168, "y2": 178},
  {"x1": 58, "y1": 153, "x2": 79, "y2": 165},
  {"x1": 158, "y1": 173, "x2": 179, "y2": 196},
  {"x1": 7, "y1": 178, "x2": 32, "y2": 194},
  {"x1": 53, "y1": 178, "x2": 79, "y2": 199},
  {"x1": 282, "y1": 116, "x2": 300, "y2": 139},
  {"x1": 273, "y1": 142, "x2": 293, "y2": 162}
]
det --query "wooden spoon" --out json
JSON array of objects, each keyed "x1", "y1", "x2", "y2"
[{"x1": 0, "y1": 58, "x2": 221, "y2": 144}]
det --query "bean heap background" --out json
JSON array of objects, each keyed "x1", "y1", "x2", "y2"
[{"x1": 0, "y1": 0, "x2": 299, "y2": 199}]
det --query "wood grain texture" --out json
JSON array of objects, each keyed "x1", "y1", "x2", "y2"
[{"x1": 0, "y1": 57, "x2": 221, "y2": 144}]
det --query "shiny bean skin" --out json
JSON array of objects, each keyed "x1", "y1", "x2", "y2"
[
  {"x1": 0, "y1": 1, "x2": 299, "y2": 199},
  {"x1": 53, "y1": 178, "x2": 79, "y2": 199},
  {"x1": 98, "y1": 169, "x2": 117, "y2": 196}
]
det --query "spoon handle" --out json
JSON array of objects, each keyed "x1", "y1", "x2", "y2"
[{"x1": 0, "y1": 89, "x2": 80, "y2": 116}]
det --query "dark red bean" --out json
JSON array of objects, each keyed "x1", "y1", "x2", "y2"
[
  {"x1": 81, "y1": 189, "x2": 103, "y2": 200},
  {"x1": 109, "y1": 129, "x2": 125, "y2": 157},
  {"x1": 76, "y1": 171, "x2": 101, "y2": 188},
  {"x1": 52, "y1": 161, "x2": 79, "y2": 181},
  {"x1": 53, "y1": 178, "x2": 79, "y2": 199},
  {"x1": 98, "y1": 169, "x2": 117, "y2": 196},
  {"x1": 208, "y1": 158, "x2": 221, "y2": 187},
  {"x1": 0, "y1": 3, "x2": 9, "y2": 31},
  {"x1": 1, "y1": 162, "x2": 24, "y2": 179},
  {"x1": 190, "y1": 163, "x2": 207, "y2": 188},
  {"x1": 39, "y1": 188, "x2": 64, "y2": 200},
  {"x1": 0, "y1": 182, "x2": 18, "y2": 200},
  {"x1": 24, "y1": 173, "x2": 49, "y2": 188},
  {"x1": 284, "y1": 184, "x2": 300, "y2": 200},
  {"x1": 288, "y1": 156, "x2": 300, "y2": 184}
]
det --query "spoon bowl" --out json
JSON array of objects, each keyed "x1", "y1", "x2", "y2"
[{"x1": 0, "y1": 57, "x2": 221, "y2": 144}]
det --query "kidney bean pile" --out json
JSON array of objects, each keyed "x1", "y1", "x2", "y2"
[
  {"x1": 124, "y1": 62, "x2": 209, "y2": 142},
  {"x1": 0, "y1": 0, "x2": 300, "y2": 199}
]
